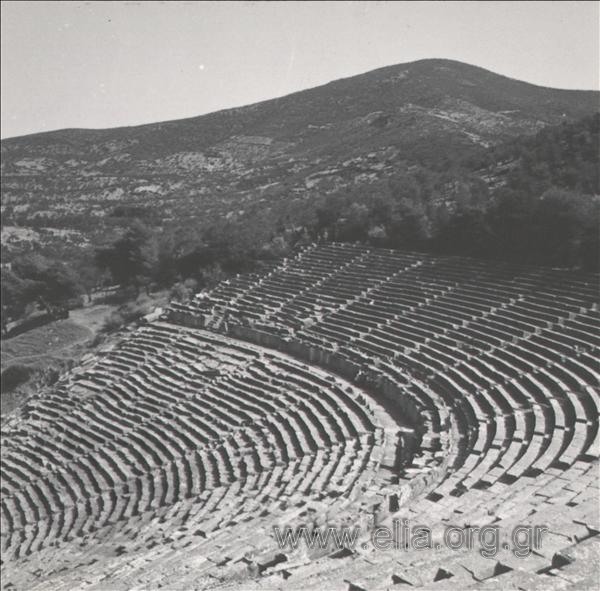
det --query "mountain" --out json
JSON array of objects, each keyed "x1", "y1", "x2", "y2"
[
  {"x1": 3, "y1": 59, "x2": 598, "y2": 161},
  {"x1": 1, "y1": 58, "x2": 598, "y2": 262}
]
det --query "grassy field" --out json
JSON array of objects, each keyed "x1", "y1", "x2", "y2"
[
  {"x1": 1, "y1": 319, "x2": 92, "y2": 370},
  {"x1": 1, "y1": 291, "x2": 169, "y2": 416}
]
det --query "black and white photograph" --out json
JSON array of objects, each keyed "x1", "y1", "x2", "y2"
[{"x1": 1, "y1": 1, "x2": 599, "y2": 589}]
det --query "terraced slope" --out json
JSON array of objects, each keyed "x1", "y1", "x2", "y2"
[
  {"x1": 2, "y1": 244, "x2": 599, "y2": 589},
  {"x1": 3, "y1": 58, "x2": 598, "y2": 262},
  {"x1": 1, "y1": 323, "x2": 402, "y2": 589},
  {"x1": 171, "y1": 243, "x2": 600, "y2": 589}
]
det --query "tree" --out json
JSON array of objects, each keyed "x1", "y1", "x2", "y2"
[
  {"x1": 486, "y1": 189, "x2": 537, "y2": 261},
  {"x1": 1, "y1": 269, "x2": 41, "y2": 332},
  {"x1": 170, "y1": 278, "x2": 199, "y2": 303},
  {"x1": 95, "y1": 220, "x2": 158, "y2": 294},
  {"x1": 386, "y1": 198, "x2": 429, "y2": 249},
  {"x1": 1, "y1": 365, "x2": 33, "y2": 392},
  {"x1": 154, "y1": 230, "x2": 179, "y2": 287},
  {"x1": 533, "y1": 189, "x2": 598, "y2": 267},
  {"x1": 338, "y1": 203, "x2": 370, "y2": 242},
  {"x1": 11, "y1": 254, "x2": 82, "y2": 308}
]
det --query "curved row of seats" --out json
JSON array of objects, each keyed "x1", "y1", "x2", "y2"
[
  {"x1": 167, "y1": 243, "x2": 599, "y2": 526},
  {"x1": 1, "y1": 322, "x2": 389, "y2": 565},
  {"x1": 3, "y1": 243, "x2": 598, "y2": 589}
]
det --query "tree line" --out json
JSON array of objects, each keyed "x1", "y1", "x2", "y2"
[{"x1": 2, "y1": 114, "x2": 598, "y2": 328}]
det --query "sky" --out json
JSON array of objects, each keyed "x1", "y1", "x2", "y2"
[{"x1": 1, "y1": 1, "x2": 598, "y2": 139}]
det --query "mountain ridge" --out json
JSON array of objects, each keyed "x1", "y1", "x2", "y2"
[
  {"x1": 1, "y1": 58, "x2": 598, "y2": 270},
  {"x1": 2, "y1": 58, "x2": 598, "y2": 144}
]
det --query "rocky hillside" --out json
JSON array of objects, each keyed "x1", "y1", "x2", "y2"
[{"x1": 1, "y1": 58, "x2": 598, "y2": 259}]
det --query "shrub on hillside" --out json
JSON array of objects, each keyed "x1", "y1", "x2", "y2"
[
  {"x1": 1, "y1": 364, "x2": 34, "y2": 393},
  {"x1": 100, "y1": 300, "x2": 153, "y2": 333}
]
